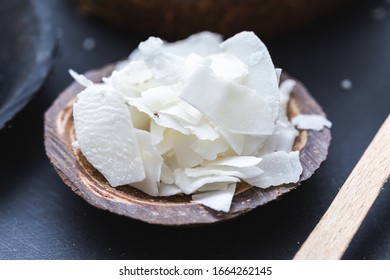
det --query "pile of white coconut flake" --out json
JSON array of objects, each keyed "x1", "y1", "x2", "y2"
[{"x1": 70, "y1": 31, "x2": 329, "y2": 213}]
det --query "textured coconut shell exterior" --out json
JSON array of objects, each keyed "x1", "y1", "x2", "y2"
[{"x1": 76, "y1": 0, "x2": 356, "y2": 40}]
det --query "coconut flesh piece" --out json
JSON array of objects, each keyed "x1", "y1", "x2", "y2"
[
  {"x1": 69, "y1": 69, "x2": 94, "y2": 88},
  {"x1": 73, "y1": 85, "x2": 145, "y2": 187},
  {"x1": 72, "y1": 31, "x2": 304, "y2": 213},
  {"x1": 221, "y1": 31, "x2": 280, "y2": 122},
  {"x1": 291, "y1": 114, "x2": 332, "y2": 131},
  {"x1": 131, "y1": 129, "x2": 163, "y2": 196},
  {"x1": 192, "y1": 184, "x2": 237, "y2": 213},
  {"x1": 244, "y1": 151, "x2": 302, "y2": 188},
  {"x1": 180, "y1": 67, "x2": 274, "y2": 135}
]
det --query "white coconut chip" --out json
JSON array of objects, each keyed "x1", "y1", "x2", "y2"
[
  {"x1": 149, "y1": 120, "x2": 165, "y2": 145},
  {"x1": 126, "y1": 97, "x2": 191, "y2": 135},
  {"x1": 180, "y1": 67, "x2": 274, "y2": 135},
  {"x1": 182, "y1": 119, "x2": 219, "y2": 141},
  {"x1": 241, "y1": 134, "x2": 267, "y2": 155},
  {"x1": 174, "y1": 169, "x2": 240, "y2": 194},
  {"x1": 73, "y1": 86, "x2": 145, "y2": 187},
  {"x1": 215, "y1": 126, "x2": 245, "y2": 155},
  {"x1": 212, "y1": 127, "x2": 266, "y2": 156},
  {"x1": 257, "y1": 121, "x2": 298, "y2": 155},
  {"x1": 162, "y1": 151, "x2": 179, "y2": 174},
  {"x1": 102, "y1": 62, "x2": 155, "y2": 99},
  {"x1": 139, "y1": 37, "x2": 188, "y2": 84},
  {"x1": 141, "y1": 86, "x2": 179, "y2": 112},
  {"x1": 127, "y1": 105, "x2": 150, "y2": 131},
  {"x1": 190, "y1": 138, "x2": 229, "y2": 161},
  {"x1": 210, "y1": 53, "x2": 248, "y2": 82},
  {"x1": 164, "y1": 31, "x2": 223, "y2": 57},
  {"x1": 275, "y1": 68, "x2": 282, "y2": 83},
  {"x1": 169, "y1": 131, "x2": 204, "y2": 168},
  {"x1": 279, "y1": 79, "x2": 296, "y2": 113},
  {"x1": 154, "y1": 128, "x2": 173, "y2": 155},
  {"x1": 185, "y1": 165, "x2": 263, "y2": 179},
  {"x1": 185, "y1": 53, "x2": 209, "y2": 71},
  {"x1": 221, "y1": 31, "x2": 280, "y2": 122},
  {"x1": 158, "y1": 183, "x2": 183, "y2": 196},
  {"x1": 192, "y1": 184, "x2": 236, "y2": 212},
  {"x1": 245, "y1": 151, "x2": 302, "y2": 189},
  {"x1": 131, "y1": 130, "x2": 163, "y2": 196},
  {"x1": 109, "y1": 61, "x2": 153, "y2": 85},
  {"x1": 203, "y1": 156, "x2": 262, "y2": 167},
  {"x1": 291, "y1": 114, "x2": 332, "y2": 131},
  {"x1": 198, "y1": 182, "x2": 230, "y2": 192},
  {"x1": 159, "y1": 101, "x2": 202, "y2": 125},
  {"x1": 69, "y1": 69, "x2": 94, "y2": 87},
  {"x1": 160, "y1": 162, "x2": 175, "y2": 184}
]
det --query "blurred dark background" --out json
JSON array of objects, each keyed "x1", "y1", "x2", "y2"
[{"x1": 0, "y1": 0, "x2": 389, "y2": 259}]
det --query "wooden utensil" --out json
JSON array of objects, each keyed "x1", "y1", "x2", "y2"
[{"x1": 294, "y1": 114, "x2": 390, "y2": 259}]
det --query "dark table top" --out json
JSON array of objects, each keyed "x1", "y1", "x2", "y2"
[{"x1": 0, "y1": 0, "x2": 389, "y2": 260}]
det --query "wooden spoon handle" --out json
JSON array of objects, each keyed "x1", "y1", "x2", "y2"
[{"x1": 294, "y1": 114, "x2": 390, "y2": 260}]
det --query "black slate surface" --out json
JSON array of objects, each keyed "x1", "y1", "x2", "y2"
[{"x1": 0, "y1": 0, "x2": 389, "y2": 259}]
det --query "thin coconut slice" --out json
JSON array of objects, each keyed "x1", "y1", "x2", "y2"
[
  {"x1": 110, "y1": 61, "x2": 153, "y2": 85},
  {"x1": 126, "y1": 97, "x2": 190, "y2": 135},
  {"x1": 185, "y1": 53, "x2": 209, "y2": 72},
  {"x1": 279, "y1": 79, "x2": 296, "y2": 112},
  {"x1": 174, "y1": 168, "x2": 240, "y2": 194},
  {"x1": 131, "y1": 130, "x2": 163, "y2": 196},
  {"x1": 159, "y1": 100, "x2": 202, "y2": 125},
  {"x1": 162, "y1": 151, "x2": 179, "y2": 174},
  {"x1": 158, "y1": 183, "x2": 183, "y2": 196},
  {"x1": 180, "y1": 67, "x2": 274, "y2": 135},
  {"x1": 191, "y1": 184, "x2": 236, "y2": 212},
  {"x1": 185, "y1": 165, "x2": 263, "y2": 179},
  {"x1": 209, "y1": 53, "x2": 248, "y2": 82},
  {"x1": 128, "y1": 32, "x2": 222, "y2": 62},
  {"x1": 221, "y1": 31, "x2": 280, "y2": 122},
  {"x1": 215, "y1": 126, "x2": 245, "y2": 155},
  {"x1": 181, "y1": 118, "x2": 219, "y2": 141},
  {"x1": 256, "y1": 121, "x2": 298, "y2": 156},
  {"x1": 289, "y1": 151, "x2": 303, "y2": 177},
  {"x1": 204, "y1": 156, "x2": 262, "y2": 167},
  {"x1": 149, "y1": 120, "x2": 165, "y2": 145},
  {"x1": 127, "y1": 105, "x2": 150, "y2": 131},
  {"x1": 245, "y1": 151, "x2": 302, "y2": 189},
  {"x1": 198, "y1": 182, "x2": 230, "y2": 192},
  {"x1": 275, "y1": 68, "x2": 282, "y2": 83},
  {"x1": 241, "y1": 134, "x2": 267, "y2": 155},
  {"x1": 141, "y1": 86, "x2": 179, "y2": 112},
  {"x1": 160, "y1": 162, "x2": 175, "y2": 184},
  {"x1": 169, "y1": 131, "x2": 204, "y2": 168},
  {"x1": 215, "y1": 126, "x2": 267, "y2": 156},
  {"x1": 73, "y1": 85, "x2": 145, "y2": 187},
  {"x1": 190, "y1": 138, "x2": 229, "y2": 161},
  {"x1": 103, "y1": 61, "x2": 155, "y2": 98},
  {"x1": 69, "y1": 69, "x2": 94, "y2": 88},
  {"x1": 291, "y1": 114, "x2": 332, "y2": 131},
  {"x1": 154, "y1": 128, "x2": 173, "y2": 155},
  {"x1": 139, "y1": 37, "x2": 188, "y2": 84},
  {"x1": 127, "y1": 88, "x2": 205, "y2": 137},
  {"x1": 164, "y1": 31, "x2": 223, "y2": 57}
]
